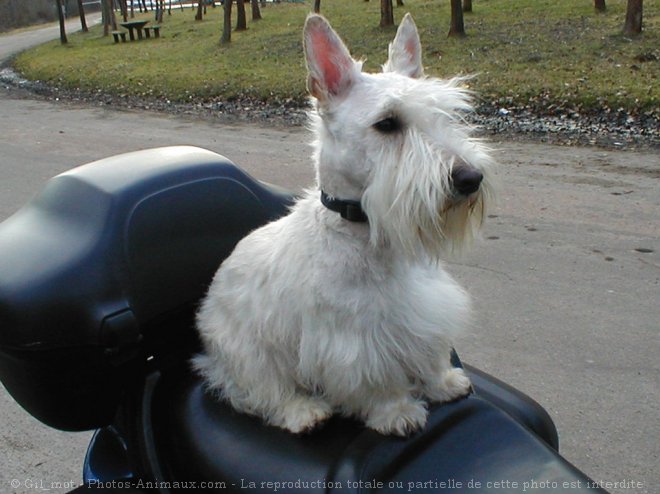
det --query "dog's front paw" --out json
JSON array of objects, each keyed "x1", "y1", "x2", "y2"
[
  {"x1": 425, "y1": 367, "x2": 472, "y2": 403},
  {"x1": 443, "y1": 367, "x2": 472, "y2": 400},
  {"x1": 366, "y1": 397, "x2": 428, "y2": 437},
  {"x1": 277, "y1": 396, "x2": 333, "y2": 434}
]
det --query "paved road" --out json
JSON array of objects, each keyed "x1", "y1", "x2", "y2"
[
  {"x1": 0, "y1": 14, "x2": 102, "y2": 65},
  {"x1": 1, "y1": 20, "x2": 659, "y2": 494}
]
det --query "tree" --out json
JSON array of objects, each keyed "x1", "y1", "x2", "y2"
[
  {"x1": 101, "y1": 0, "x2": 117, "y2": 36},
  {"x1": 623, "y1": 0, "x2": 643, "y2": 35},
  {"x1": 119, "y1": 0, "x2": 128, "y2": 22},
  {"x1": 380, "y1": 0, "x2": 394, "y2": 27},
  {"x1": 221, "y1": 0, "x2": 232, "y2": 43},
  {"x1": 77, "y1": 0, "x2": 88, "y2": 32},
  {"x1": 154, "y1": 0, "x2": 165, "y2": 23},
  {"x1": 251, "y1": 0, "x2": 262, "y2": 20},
  {"x1": 195, "y1": 1, "x2": 204, "y2": 20},
  {"x1": 314, "y1": 0, "x2": 321, "y2": 14},
  {"x1": 448, "y1": 0, "x2": 465, "y2": 37},
  {"x1": 463, "y1": 0, "x2": 472, "y2": 13},
  {"x1": 55, "y1": 0, "x2": 67, "y2": 44},
  {"x1": 594, "y1": 0, "x2": 606, "y2": 12},
  {"x1": 236, "y1": 0, "x2": 247, "y2": 31}
]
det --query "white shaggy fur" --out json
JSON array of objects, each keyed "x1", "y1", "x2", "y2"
[{"x1": 194, "y1": 13, "x2": 495, "y2": 436}]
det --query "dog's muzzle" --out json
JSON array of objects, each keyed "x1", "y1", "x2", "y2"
[{"x1": 451, "y1": 167, "x2": 483, "y2": 196}]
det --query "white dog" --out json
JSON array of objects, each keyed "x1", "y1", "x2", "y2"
[{"x1": 194, "y1": 13, "x2": 495, "y2": 436}]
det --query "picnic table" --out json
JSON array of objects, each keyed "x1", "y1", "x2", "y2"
[{"x1": 119, "y1": 20, "x2": 149, "y2": 41}]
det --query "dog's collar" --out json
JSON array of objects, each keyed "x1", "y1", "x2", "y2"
[{"x1": 320, "y1": 191, "x2": 368, "y2": 223}]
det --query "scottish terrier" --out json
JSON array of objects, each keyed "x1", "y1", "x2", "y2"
[{"x1": 194, "y1": 13, "x2": 495, "y2": 436}]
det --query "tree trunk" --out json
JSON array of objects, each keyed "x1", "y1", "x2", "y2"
[
  {"x1": 463, "y1": 0, "x2": 472, "y2": 13},
  {"x1": 77, "y1": 0, "x2": 88, "y2": 32},
  {"x1": 119, "y1": 0, "x2": 128, "y2": 22},
  {"x1": 221, "y1": 0, "x2": 232, "y2": 44},
  {"x1": 623, "y1": 0, "x2": 643, "y2": 35},
  {"x1": 251, "y1": 0, "x2": 262, "y2": 20},
  {"x1": 196, "y1": 1, "x2": 204, "y2": 20},
  {"x1": 111, "y1": 0, "x2": 117, "y2": 29},
  {"x1": 102, "y1": 0, "x2": 117, "y2": 35},
  {"x1": 380, "y1": 0, "x2": 394, "y2": 27},
  {"x1": 236, "y1": 0, "x2": 247, "y2": 30},
  {"x1": 594, "y1": 0, "x2": 606, "y2": 12},
  {"x1": 55, "y1": 0, "x2": 68, "y2": 44},
  {"x1": 448, "y1": 0, "x2": 465, "y2": 37},
  {"x1": 102, "y1": 0, "x2": 109, "y2": 36},
  {"x1": 313, "y1": 0, "x2": 321, "y2": 14}
]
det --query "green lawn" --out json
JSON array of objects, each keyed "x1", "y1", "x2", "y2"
[{"x1": 13, "y1": 0, "x2": 659, "y2": 115}]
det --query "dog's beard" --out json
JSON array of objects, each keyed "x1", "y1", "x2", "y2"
[
  {"x1": 363, "y1": 132, "x2": 488, "y2": 260},
  {"x1": 439, "y1": 190, "x2": 487, "y2": 255}
]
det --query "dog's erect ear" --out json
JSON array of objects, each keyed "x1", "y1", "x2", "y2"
[
  {"x1": 303, "y1": 14, "x2": 358, "y2": 103},
  {"x1": 384, "y1": 13, "x2": 424, "y2": 78}
]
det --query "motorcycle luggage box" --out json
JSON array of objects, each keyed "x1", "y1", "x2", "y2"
[{"x1": 0, "y1": 146, "x2": 293, "y2": 431}]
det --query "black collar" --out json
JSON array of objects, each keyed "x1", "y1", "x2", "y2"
[{"x1": 320, "y1": 190, "x2": 368, "y2": 222}]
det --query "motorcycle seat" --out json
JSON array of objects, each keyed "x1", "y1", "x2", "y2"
[{"x1": 151, "y1": 367, "x2": 605, "y2": 493}]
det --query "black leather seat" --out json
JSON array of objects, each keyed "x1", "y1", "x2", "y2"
[{"x1": 151, "y1": 367, "x2": 606, "y2": 493}]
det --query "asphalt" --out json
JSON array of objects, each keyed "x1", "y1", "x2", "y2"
[
  {"x1": 0, "y1": 14, "x2": 102, "y2": 66},
  {"x1": 1, "y1": 17, "x2": 659, "y2": 494}
]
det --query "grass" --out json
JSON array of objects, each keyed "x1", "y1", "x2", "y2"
[{"x1": 13, "y1": 0, "x2": 659, "y2": 115}]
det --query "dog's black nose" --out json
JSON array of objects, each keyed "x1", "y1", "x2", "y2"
[{"x1": 451, "y1": 167, "x2": 483, "y2": 196}]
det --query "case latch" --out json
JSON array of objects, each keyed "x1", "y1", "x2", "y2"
[{"x1": 101, "y1": 309, "x2": 142, "y2": 365}]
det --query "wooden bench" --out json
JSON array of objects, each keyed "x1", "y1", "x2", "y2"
[
  {"x1": 143, "y1": 25, "x2": 161, "y2": 39},
  {"x1": 112, "y1": 31, "x2": 127, "y2": 43}
]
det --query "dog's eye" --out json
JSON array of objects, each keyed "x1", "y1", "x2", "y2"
[{"x1": 373, "y1": 117, "x2": 402, "y2": 134}]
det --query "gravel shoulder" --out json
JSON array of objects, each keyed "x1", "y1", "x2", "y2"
[{"x1": 1, "y1": 66, "x2": 658, "y2": 151}]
